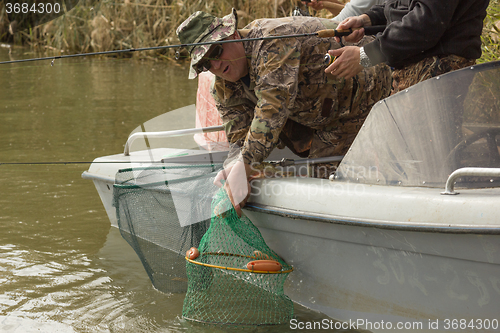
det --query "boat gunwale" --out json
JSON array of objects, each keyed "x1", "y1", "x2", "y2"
[
  {"x1": 244, "y1": 202, "x2": 500, "y2": 235},
  {"x1": 83, "y1": 170, "x2": 500, "y2": 234}
]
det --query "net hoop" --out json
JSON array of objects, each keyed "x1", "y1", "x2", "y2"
[{"x1": 185, "y1": 253, "x2": 294, "y2": 274}]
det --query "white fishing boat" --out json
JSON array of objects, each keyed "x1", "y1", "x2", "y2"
[{"x1": 82, "y1": 61, "x2": 500, "y2": 332}]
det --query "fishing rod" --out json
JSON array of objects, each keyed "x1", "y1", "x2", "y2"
[{"x1": 0, "y1": 25, "x2": 385, "y2": 66}]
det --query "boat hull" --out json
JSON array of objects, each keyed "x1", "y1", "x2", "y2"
[
  {"x1": 246, "y1": 207, "x2": 500, "y2": 332},
  {"x1": 83, "y1": 150, "x2": 500, "y2": 332}
]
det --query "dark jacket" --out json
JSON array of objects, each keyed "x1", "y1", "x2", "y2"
[{"x1": 363, "y1": 0, "x2": 489, "y2": 68}]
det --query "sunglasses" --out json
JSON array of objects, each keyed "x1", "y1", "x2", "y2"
[{"x1": 194, "y1": 44, "x2": 224, "y2": 74}]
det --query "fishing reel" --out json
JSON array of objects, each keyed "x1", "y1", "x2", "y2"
[{"x1": 292, "y1": 0, "x2": 311, "y2": 17}]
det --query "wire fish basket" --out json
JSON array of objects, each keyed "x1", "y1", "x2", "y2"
[{"x1": 182, "y1": 188, "x2": 294, "y2": 326}]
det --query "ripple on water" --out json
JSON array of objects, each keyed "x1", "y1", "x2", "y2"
[{"x1": 0, "y1": 315, "x2": 76, "y2": 333}]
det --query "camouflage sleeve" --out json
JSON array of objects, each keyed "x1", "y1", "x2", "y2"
[
  {"x1": 241, "y1": 38, "x2": 301, "y2": 164},
  {"x1": 211, "y1": 77, "x2": 253, "y2": 149}
]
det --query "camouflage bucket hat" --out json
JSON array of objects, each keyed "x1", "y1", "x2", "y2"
[{"x1": 176, "y1": 9, "x2": 238, "y2": 79}]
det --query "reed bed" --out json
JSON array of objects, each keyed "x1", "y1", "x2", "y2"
[
  {"x1": 479, "y1": 0, "x2": 500, "y2": 63},
  {"x1": 0, "y1": 0, "x2": 301, "y2": 61},
  {"x1": 0, "y1": 0, "x2": 498, "y2": 63}
]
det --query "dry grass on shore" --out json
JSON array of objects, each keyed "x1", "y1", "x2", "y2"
[
  {"x1": 0, "y1": 0, "x2": 301, "y2": 61},
  {"x1": 0, "y1": 0, "x2": 498, "y2": 63},
  {"x1": 480, "y1": 0, "x2": 500, "y2": 63}
]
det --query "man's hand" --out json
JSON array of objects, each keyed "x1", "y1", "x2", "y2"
[
  {"x1": 302, "y1": 0, "x2": 344, "y2": 15},
  {"x1": 325, "y1": 46, "x2": 363, "y2": 80},
  {"x1": 303, "y1": 0, "x2": 326, "y2": 11},
  {"x1": 213, "y1": 161, "x2": 252, "y2": 217},
  {"x1": 335, "y1": 14, "x2": 370, "y2": 43}
]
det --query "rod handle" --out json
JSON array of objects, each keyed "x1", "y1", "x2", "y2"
[{"x1": 316, "y1": 25, "x2": 386, "y2": 38}]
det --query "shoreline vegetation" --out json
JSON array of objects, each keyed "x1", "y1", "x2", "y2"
[{"x1": 0, "y1": 0, "x2": 499, "y2": 64}]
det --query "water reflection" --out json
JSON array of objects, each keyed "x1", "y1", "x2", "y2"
[
  {"x1": 0, "y1": 46, "x2": 198, "y2": 332},
  {"x1": 0, "y1": 47, "x2": 348, "y2": 332}
]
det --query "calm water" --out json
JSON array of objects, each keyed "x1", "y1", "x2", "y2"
[{"x1": 0, "y1": 47, "x2": 350, "y2": 332}]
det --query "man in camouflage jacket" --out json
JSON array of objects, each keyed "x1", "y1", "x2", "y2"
[{"x1": 177, "y1": 9, "x2": 391, "y2": 215}]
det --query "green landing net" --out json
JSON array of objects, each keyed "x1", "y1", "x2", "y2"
[
  {"x1": 113, "y1": 164, "x2": 222, "y2": 293},
  {"x1": 112, "y1": 163, "x2": 293, "y2": 326},
  {"x1": 183, "y1": 187, "x2": 294, "y2": 326}
]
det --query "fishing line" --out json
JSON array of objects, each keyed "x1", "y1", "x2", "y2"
[
  {"x1": 0, "y1": 53, "x2": 137, "y2": 72},
  {"x1": 0, "y1": 161, "x2": 168, "y2": 165},
  {"x1": 0, "y1": 156, "x2": 343, "y2": 166}
]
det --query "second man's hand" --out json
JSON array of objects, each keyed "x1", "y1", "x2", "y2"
[
  {"x1": 325, "y1": 46, "x2": 363, "y2": 79},
  {"x1": 326, "y1": 14, "x2": 371, "y2": 79}
]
